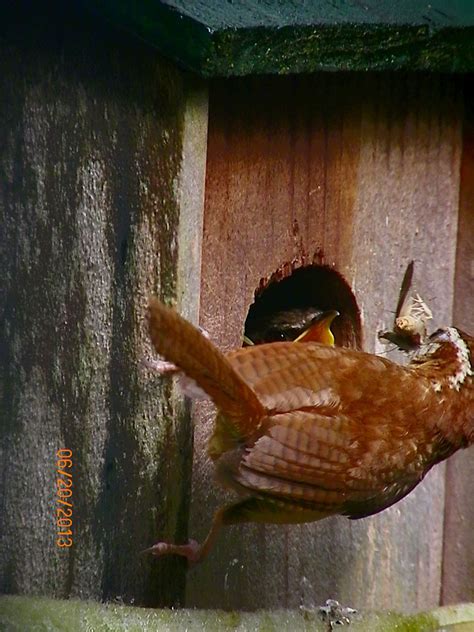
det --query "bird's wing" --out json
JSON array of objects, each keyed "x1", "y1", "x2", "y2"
[
  {"x1": 226, "y1": 341, "x2": 435, "y2": 518},
  {"x1": 234, "y1": 408, "x2": 426, "y2": 518},
  {"x1": 227, "y1": 341, "x2": 395, "y2": 413}
]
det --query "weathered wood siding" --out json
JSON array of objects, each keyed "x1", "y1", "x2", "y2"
[
  {"x1": 187, "y1": 74, "x2": 464, "y2": 611},
  {"x1": 1, "y1": 3, "x2": 472, "y2": 614},
  {"x1": 442, "y1": 76, "x2": 474, "y2": 605},
  {"x1": 0, "y1": 6, "x2": 207, "y2": 607}
]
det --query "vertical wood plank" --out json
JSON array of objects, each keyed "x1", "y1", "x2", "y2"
[
  {"x1": 187, "y1": 74, "x2": 462, "y2": 611},
  {"x1": 349, "y1": 74, "x2": 461, "y2": 611},
  {"x1": 441, "y1": 76, "x2": 474, "y2": 605},
  {"x1": 0, "y1": 4, "x2": 208, "y2": 607}
]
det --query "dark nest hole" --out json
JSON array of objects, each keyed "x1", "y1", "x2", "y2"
[{"x1": 244, "y1": 265, "x2": 362, "y2": 349}]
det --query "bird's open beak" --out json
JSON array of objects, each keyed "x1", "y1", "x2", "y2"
[{"x1": 294, "y1": 310, "x2": 340, "y2": 346}]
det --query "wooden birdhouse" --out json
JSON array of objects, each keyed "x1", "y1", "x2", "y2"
[{"x1": 1, "y1": 0, "x2": 473, "y2": 627}]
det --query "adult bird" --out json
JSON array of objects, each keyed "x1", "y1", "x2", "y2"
[{"x1": 145, "y1": 298, "x2": 473, "y2": 564}]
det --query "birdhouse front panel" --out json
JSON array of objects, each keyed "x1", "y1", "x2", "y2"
[{"x1": 186, "y1": 72, "x2": 464, "y2": 611}]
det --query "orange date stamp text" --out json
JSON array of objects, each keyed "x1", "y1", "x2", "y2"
[{"x1": 56, "y1": 448, "x2": 73, "y2": 548}]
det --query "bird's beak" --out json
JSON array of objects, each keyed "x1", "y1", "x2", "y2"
[
  {"x1": 242, "y1": 334, "x2": 255, "y2": 346},
  {"x1": 294, "y1": 310, "x2": 340, "y2": 346}
]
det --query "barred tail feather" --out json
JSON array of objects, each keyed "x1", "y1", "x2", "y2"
[{"x1": 147, "y1": 298, "x2": 264, "y2": 430}]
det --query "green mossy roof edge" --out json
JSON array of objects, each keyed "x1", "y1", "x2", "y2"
[
  {"x1": 1, "y1": 595, "x2": 474, "y2": 631},
  {"x1": 82, "y1": 1, "x2": 474, "y2": 76}
]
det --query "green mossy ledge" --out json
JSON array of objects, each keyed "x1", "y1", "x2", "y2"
[
  {"x1": 83, "y1": 0, "x2": 474, "y2": 76},
  {"x1": 1, "y1": 596, "x2": 474, "y2": 631}
]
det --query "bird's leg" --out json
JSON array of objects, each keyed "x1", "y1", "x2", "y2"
[
  {"x1": 141, "y1": 357, "x2": 179, "y2": 375},
  {"x1": 144, "y1": 498, "x2": 271, "y2": 565},
  {"x1": 144, "y1": 504, "x2": 225, "y2": 564},
  {"x1": 142, "y1": 356, "x2": 210, "y2": 399},
  {"x1": 145, "y1": 496, "x2": 327, "y2": 564},
  {"x1": 142, "y1": 326, "x2": 213, "y2": 399}
]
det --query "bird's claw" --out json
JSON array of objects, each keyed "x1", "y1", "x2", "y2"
[
  {"x1": 143, "y1": 539, "x2": 202, "y2": 564},
  {"x1": 141, "y1": 357, "x2": 179, "y2": 374}
]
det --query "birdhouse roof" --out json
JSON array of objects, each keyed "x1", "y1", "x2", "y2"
[{"x1": 84, "y1": 0, "x2": 474, "y2": 76}]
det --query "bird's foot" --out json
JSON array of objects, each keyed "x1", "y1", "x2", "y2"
[
  {"x1": 141, "y1": 356, "x2": 210, "y2": 400},
  {"x1": 318, "y1": 599, "x2": 358, "y2": 629},
  {"x1": 143, "y1": 539, "x2": 203, "y2": 564},
  {"x1": 141, "y1": 357, "x2": 179, "y2": 375}
]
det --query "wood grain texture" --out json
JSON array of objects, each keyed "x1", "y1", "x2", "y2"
[
  {"x1": 0, "y1": 3, "x2": 208, "y2": 607},
  {"x1": 84, "y1": 0, "x2": 474, "y2": 75},
  {"x1": 442, "y1": 76, "x2": 474, "y2": 605},
  {"x1": 186, "y1": 74, "x2": 463, "y2": 611}
]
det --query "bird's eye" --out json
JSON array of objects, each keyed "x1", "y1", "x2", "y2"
[{"x1": 268, "y1": 330, "x2": 287, "y2": 341}]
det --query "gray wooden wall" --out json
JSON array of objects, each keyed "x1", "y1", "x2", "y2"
[
  {"x1": 0, "y1": 3, "x2": 473, "y2": 613},
  {"x1": 0, "y1": 4, "x2": 207, "y2": 608},
  {"x1": 442, "y1": 79, "x2": 474, "y2": 605}
]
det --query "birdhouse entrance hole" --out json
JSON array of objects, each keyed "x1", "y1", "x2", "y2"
[{"x1": 244, "y1": 264, "x2": 361, "y2": 348}]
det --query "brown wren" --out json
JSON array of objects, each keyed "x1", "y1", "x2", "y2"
[{"x1": 145, "y1": 298, "x2": 473, "y2": 564}]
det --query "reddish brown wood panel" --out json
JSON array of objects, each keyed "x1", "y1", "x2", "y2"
[
  {"x1": 187, "y1": 74, "x2": 462, "y2": 611},
  {"x1": 442, "y1": 76, "x2": 474, "y2": 605}
]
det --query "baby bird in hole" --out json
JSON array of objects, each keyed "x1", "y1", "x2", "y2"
[
  {"x1": 145, "y1": 298, "x2": 473, "y2": 563},
  {"x1": 244, "y1": 306, "x2": 339, "y2": 345}
]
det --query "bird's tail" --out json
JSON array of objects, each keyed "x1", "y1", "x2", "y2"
[{"x1": 147, "y1": 298, "x2": 265, "y2": 434}]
